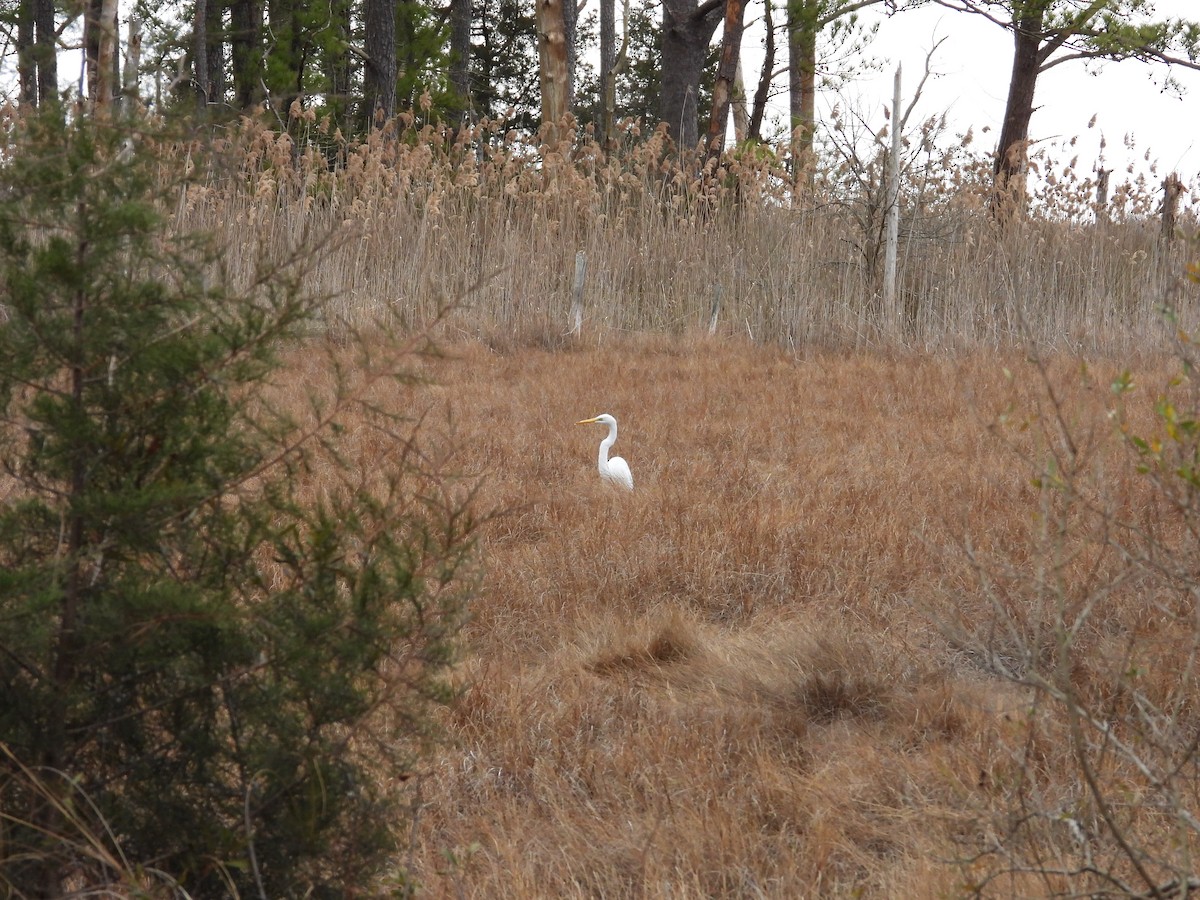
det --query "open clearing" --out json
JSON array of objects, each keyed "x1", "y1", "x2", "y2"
[{"x1": 307, "y1": 336, "x2": 1180, "y2": 898}]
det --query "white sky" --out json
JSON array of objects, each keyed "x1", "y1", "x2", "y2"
[{"x1": 742, "y1": 0, "x2": 1199, "y2": 193}]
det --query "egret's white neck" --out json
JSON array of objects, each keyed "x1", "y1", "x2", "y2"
[{"x1": 598, "y1": 421, "x2": 618, "y2": 468}]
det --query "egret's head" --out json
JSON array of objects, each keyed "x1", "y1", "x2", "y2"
[{"x1": 576, "y1": 414, "x2": 616, "y2": 427}]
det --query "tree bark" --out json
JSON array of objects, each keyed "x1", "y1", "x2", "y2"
[
  {"x1": 230, "y1": 0, "x2": 262, "y2": 109},
  {"x1": 1095, "y1": 166, "x2": 1110, "y2": 224},
  {"x1": 732, "y1": 58, "x2": 748, "y2": 143},
  {"x1": 81, "y1": 0, "x2": 118, "y2": 114},
  {"x1": 788, "y1": 0, "x2": 818, "y2": 188},
  {"x1": 120, "y1": 15, "x2": 141, "y2": 111},
  {"x1": 562, "y1": 0, "x2": 577, "y2": 106},
  {"x1": 1162, "y1": 172, "x2": 1184, "y2": 243},
  {"x1": 706, "y1": 0, "x2": 745, "y2": 159},
  {"x1": 84, "y1": 0, "x2": 104, "y2": 106},
  {"x1": 193, "y1": 0, "x2": 209, "y2": 108},
  {"x1": 661, "y1": 0, "x2": 725, "y2": 152},
  {"x1": 535, "y1": 0, "x2": 570, "y2": 143},
  {"x1": 993, "y1": 6, "x2": 1044, "y2": 215},
  {"x1": 34, "y1": 0, "x2": 56, "y2": 107},
  {"x1": 599, "y1": 0, "x2": 615, "y2": 144},
  {"x1": 883, "y1": 64, "x2": 902, "y2": 332},
  {"x1": 17, "y1": 0, "x2": 35, "y2": 107},
  {"x1": 449, "y1": 0, "x2": 472, "y2": 116},
  {"x1": 95, "y1": 0, "x2": 118, "y2": 112},
  {"x1": 364, "y1": 0, "x2": 397, "y2": 127},
  {"x1": 205, "y1": 0, "x2": 226, "y2": 106},
  {"x1": 746, "y1": 0, "x2": 774, "y2": 141}
]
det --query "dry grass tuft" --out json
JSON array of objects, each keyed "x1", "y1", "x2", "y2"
[
  {"x1": 797, "y1": 667, "x2": 890, "y2": 724},
  {"x1": 587, "y1": 613, "x2": 702, "y2": 676}
]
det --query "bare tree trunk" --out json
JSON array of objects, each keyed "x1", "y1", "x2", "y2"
[
  {"x1": 34, "y1": 0, "x2": 57, "y2": 107},
  {"x1": 706, "y1": 0, "x2": 745, "y2": 159},
  {"x1": 747, "y1": 0, "x2": 774, "y2": 142},
  {"x1": 882, "y1": 64, "x2": 901, "y2": 334},
  {"x1": 661, "y1": 0, "x2": 725, "y2": 152},
  {"x1": 449, "y1": 0, "x2": 472, "y2": 116},
  {"x1": 364, "y1": 0, "x2": 397, "y2": 127},
  {"x1": 82, "y1": 0, "x2": 118, "y2": 114},
  {"x1": 562, "y1": 0, "x2": 577, "y2": 107},
  {"x1": 96, "y1": 0, "x2": 118, "y2": 112},
  {"x1": 788, "y1": 0, "x2": 817, "y2": 190},
  {"x1": 17, "y1": 0, "x2": 35, "y2": 107},
  {"x1": 1095, "y1": 166, "x2": 1111, "y2": 225},
  {"x1": 1162, "y1": 173, "x2": 1184, "y2": 243},
  {"x1": 599, "y1": 0, "x2": 615, "y2": 144},
  {"x1": 84, "y1": 0, "x2": 104, "y2": 106},
  {"x1": 993, "y1": 9, "x2": 1043, "y2": 216},
  {"x1": 205, "y1": 0, "x2": 225, "y2": 106},
  {"x1": 120, "y1": 15, "x2": 141, "y2": 111},
  {"x1": 193, "y1": 0, "x2": 209, "y2": 108},
  {"x1": 600, "y1": 0, "x2": 631, "y2": 150},
  {"x1": 732, "y1": 59, "x2": 748, "y2": 144},
  {"x1": 535, "y1": 0, "x2": 570, "y2": 144}
]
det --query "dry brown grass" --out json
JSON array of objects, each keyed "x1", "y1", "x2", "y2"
[
  {"x1": 8, "y1": 107, "x2": 1200, "y2": 895},
  {"x1": 262, "y1": 335, "x2": 1188, "y2": 897},
  {"x1": 15, "y1": 109, "x2": 1195, "y2": 893}
]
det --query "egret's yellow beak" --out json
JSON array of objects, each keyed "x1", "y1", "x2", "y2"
[{"x1": 576, "y1": 417, "x2": 600, "y2": 425}]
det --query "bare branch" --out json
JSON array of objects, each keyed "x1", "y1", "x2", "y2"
[{"x1": 899, "y1": 35, "x2": 948, "y2": 131}]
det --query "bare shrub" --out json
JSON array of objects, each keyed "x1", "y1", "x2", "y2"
[{"x1": 943, "y1": 268, "x2": 1200, "y2": 895}]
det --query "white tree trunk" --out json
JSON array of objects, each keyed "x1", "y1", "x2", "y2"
[{"x1": 883, "y1": 64, "x2": 902, "y2": 336}]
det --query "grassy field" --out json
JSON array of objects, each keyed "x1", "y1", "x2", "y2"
[
  {"x1": 179, "y1": 117, "x2": 1200, "y2": 895},
  {"x1": 98, "y1": 116, "x2": 1200, "y2": 895},
  {"x1": 284, "y1": 334, "x2": 1190, "y2": 897},
  {"x1": 4, "y1": 111, "x2": 1200, "y2": 896}
]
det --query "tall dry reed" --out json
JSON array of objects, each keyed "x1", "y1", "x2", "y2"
[{"x1": 171, "y1": 110, "x2": 1198, "y2": 352}]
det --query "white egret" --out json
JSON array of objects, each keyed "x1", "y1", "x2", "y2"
[{"x1": 576, "y1": 413, "x2": 633, "y2": 491}]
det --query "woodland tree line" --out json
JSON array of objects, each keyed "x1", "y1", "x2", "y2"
[{"x1": 7, "y1": 1, "x2": 1200, "y2": 202}]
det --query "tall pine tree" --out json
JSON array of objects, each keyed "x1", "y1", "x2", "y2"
[{"x1": 0, "y1": 110, "x2": 478, "y2": 896}]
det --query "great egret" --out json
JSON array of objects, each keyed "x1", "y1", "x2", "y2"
[{"x1": 576, "y1": 413, "x2": 634, "y2": 491}]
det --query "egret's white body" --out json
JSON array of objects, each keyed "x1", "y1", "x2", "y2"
[{"x1": 576, "y1": 413, "x2": 633, "y2": 491}]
